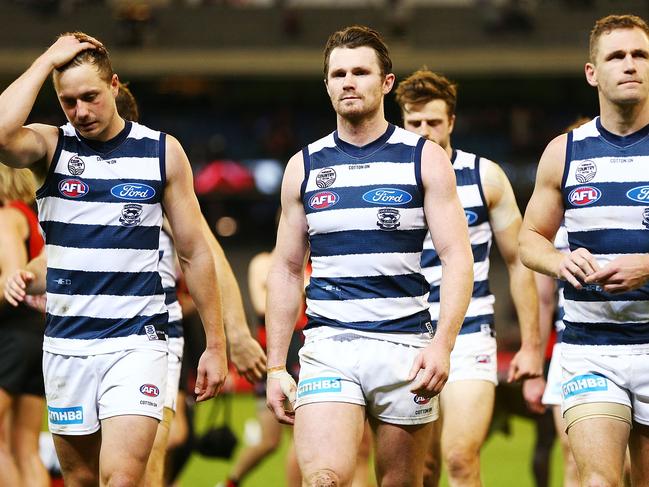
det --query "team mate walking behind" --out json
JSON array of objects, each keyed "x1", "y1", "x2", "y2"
[
  {"x1": 0, "y1": 32, "x2": 227, "y2": 486},
  {"x1": 266, "y1": 26, "x2": 473, "y2": 487},
  {"x1": 394, "y1": 70, "x2": 542, "y2": 487},
  {"x1": 520, "y1": 14, "x2": 649, "y2": 487}
]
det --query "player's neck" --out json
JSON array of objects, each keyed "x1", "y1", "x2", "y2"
[
  {"x1": 96, "y1": 115, "x2": 126, "y2": 143},
  {"x1": 336, "y1": 114, "x2": 389, "y2": 147},
  {"x1": 599, "y1": 97, "x2": 649, "y2": 136}
]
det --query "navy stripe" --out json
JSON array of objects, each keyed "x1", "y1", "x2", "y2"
[
  {"x1": 304, "y1": 184, "x2": 422, "y2": 214},
  {"x1": 422, "y1": 241, "x2": 489, "y2": 268},
  {"x1": 414, "y1": 137, "x2": 425, "y2": 192},
  {"x1": 564, "y1": 283, "x2": 649, "y2": 302},
  {"x1": 168, "y1": 319, "x2": 183, "y2": 338},
  {"x1": 430, "y1": 313, "x2": 494, "y2": 334},
  {"x1": 159, "y1": 132, "x2": 166, "y2": 190},
  {"x1": 564, "y1": 181, "x2": 649, "y2": 208},
  {"x1": 572, "y1": 137, "x2": 649, "y2": 159},
  {"x1": 41, "y1": 221, "x2": 161, "y2": 250},
  {"x1": 62, "y1": 133, "x2": 159, "y2": 159},
  {"x1": 307, "y1": 273, "x2": 429, "y2": 301},
  {"x1": 561, "y1": 130, "x2": 572, "y2": 192},
  {"x1": 455, "y1": 167, "x2": 479, "y2": 187},
  {"x1": 563, "y1": 320, "x2": 649, "y2": 346},
  {"x1": 569, "y1": 229, "x2": 649, "y2": 255},
  {"x1": 41, "y1": 172, "x2": 163, "y2": 204},
  {"x1": 300, "y1": 147, "x2": 310, "y2": 200},
  {"x1": 305, "y1": 309, "x2": 433, "y2": 334},
  {"x1": 311, "y1": 143, "x2": 416, "y2": 168},
  {"x1": 164, "y1": 288, "x2": 178, "y2": 305},
  {"x1": 429, "y1": 279, "x2": 490, "y2": 302},
  {"x1": 47, "y1": 268, "x2": 163, "y2": 297},
  {"x1": 474, "y1": 156, "x2": 489, "y2": 209},
  {"x1": 310, "y1": 229, "x2": 427, "y2": 257},
  {"x1": 45, "y1": 312, "x2": 168, "y2": 340}
]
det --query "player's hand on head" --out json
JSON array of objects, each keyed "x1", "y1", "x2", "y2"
[
  {"x1": 194, "y1": 348, "x2": 228, "y2": 402},
  {"x1": 408, "y1": 342, "x2": 450, "y2": 398},
  {"x1": 266, "y1": 366, "x2": 296, "y2": 425},
  {"x1": 44, "y1": 34, "x2": 99, "y2": 70},
  {"x1": 3, "y1": 269, "x2": 34, "y2": 307},
  {"x1": 559, "y1": 248, "x2": 600, "y2": 289},
  {"x1": 585, "y1": 254, "x2": 649, "y2": 293},
  {"x1": 229, "y1": 333, "x2": 267, "y2": 383}
]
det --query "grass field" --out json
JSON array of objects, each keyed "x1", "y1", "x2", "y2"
[{"x1": 178, "y1": 394, "x2": 565, "y2": 487}]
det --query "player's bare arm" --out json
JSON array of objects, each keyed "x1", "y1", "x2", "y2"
[
  {"x1": 520, "y1": 134, "x2": 600, "y2": 288},
  {"x1": 163, "y1": 134, "x2": 227, "y2": 402},
  {"x1": 0, "y1": 208, "x2": 29, "y2": 308},
  {"x1": 0, "y1": 36, "x2": 99, "y2": 172},
  {"x1": 409, "y1": 140, "x2": 473, "y2": 397},
  {"x1": 483, "y1": 160, "x2": 542, "y2": 381},
  {"x1": 265, "y1": 151, "x2": 309, "y2": 424},
  {"x1": 4, "y1": 248, "x2": 47, "y2": 307}
]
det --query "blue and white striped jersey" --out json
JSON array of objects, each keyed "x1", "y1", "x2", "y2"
[
  {"x1": 159, "y1": 228, "x2": 183, "y2": 338},
  {"x1": 36, "y1": 121, "x2": 168, "y2": 355},
  {"x1": 421, "y1": 149, "x2": 494, "y2": 335},
  {"x1": 302, "y1": 124, "x2": 432, "y2": 334},
  {"x1": 562, "y1": 117, "x2": 649, "y2": 349}
]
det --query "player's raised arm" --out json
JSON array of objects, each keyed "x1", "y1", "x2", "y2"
[
  {"x1": 409, "y1": 141, "x2": 473, "y2": 397},
  {"x1": 163, "y1": 134, "x2": 227, "y2": 402},
  {"x1": 265, "y1": 151, "x2": 309, "y2": 424}
]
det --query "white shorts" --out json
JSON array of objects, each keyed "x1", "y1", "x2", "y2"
[
  {"x1": 44, "y1": 348, "x2": 167, "y2": 435},
  {"x1": 447, "y1": 332, "x2": 498, "y2": 385},
  {"x1": 542, "y1": 343, "x2": 562, "y2": 406},
  {"x1": 295, "y1": 331, "x2": 439, "y2": 425},
  {"x1": 165, "y1": 337, "x2": 184, "y2": 411},
  {"x1": 561, "y1": 344, "x2": 649, "y2": 425}
]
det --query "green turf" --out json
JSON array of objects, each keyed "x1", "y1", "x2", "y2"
[{"x1": 179, "y1": 394, "x2": 565, "y2": 487}]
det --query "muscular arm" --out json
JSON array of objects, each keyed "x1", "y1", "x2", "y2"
[
  {"x1": 410, "y1": 141, "x2": 473, "y2": 396},
  {"x1": 483, "y1": 160, "x2": 541, "y2": 381},
  {"x1": 265, "y1": 152, "x2": 309, "y2": 422},
  {"x1": 163, "y1": 135, "x2": 226, "y2": 401},
  {"x1": 248, "y1": 252, "x2": 271, "y2": 317}
]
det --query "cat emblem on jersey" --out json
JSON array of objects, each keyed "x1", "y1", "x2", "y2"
[
  {"x1": 575, "y1": 160, "x2": 597, "y2": 183},
  {"x1": 67, "y1": 156, "x2": 85, "y2": 176},
  {"x1": 119, "y1": 203, "x2": 143, "y2": 227},
  {"x1": 642, "y1": 208, "x2": 649, "y2": 230},
  {"x1": 376, "y1": 208, "x2": 400, "y2": 231},
  {"x1": 315, "y1": 167, "x2": 336, "y2": 188}
]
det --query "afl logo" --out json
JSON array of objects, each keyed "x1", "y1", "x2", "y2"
[
  {"x1": 414, "y1": 395, "x2": 431, "y2": 405},
  {"x1": 315, "y1": 167, "x2": 336, "y2": 188},
  {"x1": 362, "y1": 188, "x2": 412, "y2": 205},
  {"x1": 465, "y1": 210, "x2": 478, "y2": 225},
  {"x1": 111, "y1": 183, "x2": 156, "y2": 201},
  {"x1": 309, "y1": 191, "x2": 339, "y2": 210},
  {"x1": 59, "y1": 179, "x2": 88, "y2": 198},
  {"x1": 626, "y1": 185, "x2": 649, "y2": 203},
  {"x1": 569, "y1": 186, "x2": 601, "y2": 206},
  {"x1": 140, "y1": 384, "x2": 159, "y2": 397}
]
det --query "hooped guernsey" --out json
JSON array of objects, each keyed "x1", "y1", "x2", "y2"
[
  {"x1": 36, "y1": 121, "x2": 168, "y2": 356},
  {"x1": 301, "y1": 124, "x2": 433, "y2": 334},
  {"x1": 562, "y1": 117, "x2": 649, "y2": 351}
]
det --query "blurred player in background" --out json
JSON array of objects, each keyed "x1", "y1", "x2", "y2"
[
  {"x1": 266, "y1": 25, "x2": 473, "y2": 486},
  {"x1": 395, "y1": 69, "x2": 541, "y2": 487},
  {"x1": 520, "y1": 14, "x2": 649, "y2": 487}
]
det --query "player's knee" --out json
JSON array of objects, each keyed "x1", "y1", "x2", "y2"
[
  {"x1": 445, "y1": 446, "x2": 479, "y2": 479},
  {"x1": 580, "y1": 472, "x2": 618, "y2": 487},
  {"x1": 101, "y1": 470, "x2": 142, "y2": 487},
  {"x1": 305, "y1": 468, "x2": 340, "y2": 487},
  {"x1": 64, "y1": 468, "x2": 99, "y2": 487},
  {"x1": 423, "y1": 450, "x2": 442, "y2": 487}
]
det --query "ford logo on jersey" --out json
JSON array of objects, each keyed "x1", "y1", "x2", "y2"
[
  {"x1": 140, "y1": 384, "x2": 160, "y2": 397},
  {"x1": 111, "y1": 183, "x2": 156, "y2": 201},
  {"x1": 568, "y1": 186, "x2": 601, "y2": 206},
  {"x1": 362, "y1": 188, "x2": 412, "y2": 205},
  {"x1": 465, "y1": 210, "x2": 478, "y2": 225},
  {"x1": 59, "y1": 178, "x2": 88, "y2": 198},
  {"x1": 626, "y1": 185, "x2": 649, "y2": 203},
  {"x1": 309, "y1": 191, "x2": 339, "y2": 210}
]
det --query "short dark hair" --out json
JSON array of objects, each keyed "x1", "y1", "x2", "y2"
[
  {"x1": 590, "y1": 14, "x2": 649, "y2": 62},
  {"x1": 54, "y1": 31, "x2": 114, "y2": 84},
  {"x1": 323, "y1": 25, "x2": 392, "y2": 77},
  {"x1": 395, "y1": 69, "x2": 458, "y2": 117},
  {"x1": 116, "y1": 82, "x2": 139, "y2": 122}
]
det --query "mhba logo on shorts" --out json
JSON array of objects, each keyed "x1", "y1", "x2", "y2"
[
  {"x1": 626, "y1": 185, "x2": 649, "y2": 203},
  {"x1": 111, "y1": 183, "x2": 156, "y2": 201},
  {"x1": 59, "y1": 178, "x2": 89, "y2": 198},
  {"x1": 297, "y1": 376, "x2": 341, "y2": 398},
  {"x1": 140, "y1": 384, "x2": 160, "y2": 397},
  {"x1": 362, "y1": 188, "x2": 412, "y2": 205},
  {"x1": 309, "y1": 191, "x2": 339, "y2": 210},
  {"x1": 48, "y1": 406, "x2": 83, "y2": 425},
  {"x1": 562, "y1": 374, "x2": 608, "y2": 399},
  {"x1": 569, "y1": 186, "x2": 601, "y2": 206}
]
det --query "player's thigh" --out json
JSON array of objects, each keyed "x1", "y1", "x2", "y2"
[
  {"x1": 440, "y1": 379, "x2": 495, "y2": 452},
  {"x1": 11, "y1": 394, "x2": 45, "y2": 447},
  {"x1": 52, "y1": 431, "x2": 101, "y2": 481},
  {"x1": 294, "y1": 401, "x2": 365, "y2": 484},
  {"x1": 629, "y1": 422, "x2": 649, "y2": 485},
  {"x1": 100, "y1": 414, "x2": 159, "y2": 481}
]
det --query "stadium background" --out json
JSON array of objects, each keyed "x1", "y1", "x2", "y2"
[{"x1": 3, "y1": 1, "x2": 645, "y2": 485}]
